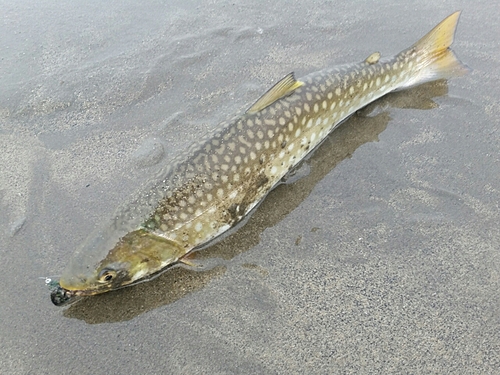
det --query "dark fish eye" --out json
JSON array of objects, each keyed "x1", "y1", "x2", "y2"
[{"x1": 98, "y1": 268, "x2": 117, "y2": 283}]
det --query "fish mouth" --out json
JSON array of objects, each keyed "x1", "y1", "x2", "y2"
[
  {"x1": 50, "y1": 284, "x2": 80, "y2": 306},
  {"x1": 50, "y1": 279, "x2": 131, "y2": 306},
  {"x1": 50, "y1": 283, "x2": 100, "y2": 306}
]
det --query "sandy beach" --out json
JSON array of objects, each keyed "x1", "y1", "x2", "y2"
[{"x1": 1, "y1": 0, "x2": 499, "y2": 373}]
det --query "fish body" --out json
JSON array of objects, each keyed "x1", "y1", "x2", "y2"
[{"x1": 51, "y1": 12, "x2": 467, "y2": 305}]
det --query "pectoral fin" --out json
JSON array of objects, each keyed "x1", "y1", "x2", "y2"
[{"x1": 179, "y1": 252, "x2": 203, "y2": 268}]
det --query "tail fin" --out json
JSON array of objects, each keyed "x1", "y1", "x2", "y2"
[{"x1": 401, "y1": 11, "x2": 469, "y2": 88}]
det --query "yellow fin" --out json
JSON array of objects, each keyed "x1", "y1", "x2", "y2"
[
  {"x1": 179, "y1": 253, "x2": 202, "y2": 268},
  {"x1": 413, "y1": 11, "x2": 461, "y2": 54},
  {"x1": 407, "y1": 11, "x2": 469, "y2": 85},
  {"x1": 365, "y1": 52, "x2": 380, "y2": 64},
  {"x1": 246, "y1": 73, "x2": 304, "y2": 114}
]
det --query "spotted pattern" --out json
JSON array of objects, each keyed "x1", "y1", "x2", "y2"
[{"x1": 116, "y1": 47, "x2": 418, "y2": 252}]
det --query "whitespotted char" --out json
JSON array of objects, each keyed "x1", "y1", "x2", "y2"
[{"x1": 51, "y1": 12, "x2": 468, "y2": 305}]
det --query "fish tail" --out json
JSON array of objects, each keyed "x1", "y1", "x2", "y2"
[{"x1": 400, "y1": 11, "x2": 469, "y2": 89}]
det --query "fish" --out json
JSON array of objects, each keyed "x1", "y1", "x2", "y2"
[{"x1": 51, "y1": 11, "x2": 467, "y2": 305}]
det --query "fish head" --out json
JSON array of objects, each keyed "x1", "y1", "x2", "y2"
[{"x1": 55, "y1": 228, "x2": 186, "y2": 301}]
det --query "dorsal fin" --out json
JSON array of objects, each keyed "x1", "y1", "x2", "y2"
[
  {"x1": 365, "y1": 52, "x2": 381, "y2": 64},
  {"x1": 246, "y1": 72, "x2": 304, "y2": 114}
]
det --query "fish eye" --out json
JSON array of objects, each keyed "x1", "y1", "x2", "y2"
[{"x1": 98, "y1": 268, "x2": 117, "y2": 283}]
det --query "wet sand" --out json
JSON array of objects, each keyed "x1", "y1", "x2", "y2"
[{"x1": 1, "y1": 0, "x2": 499, "y2": 373}]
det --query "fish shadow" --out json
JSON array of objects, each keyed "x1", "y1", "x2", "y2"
[{"x1": 63, "y1": 80, "x2": 449, "y2": 323}]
